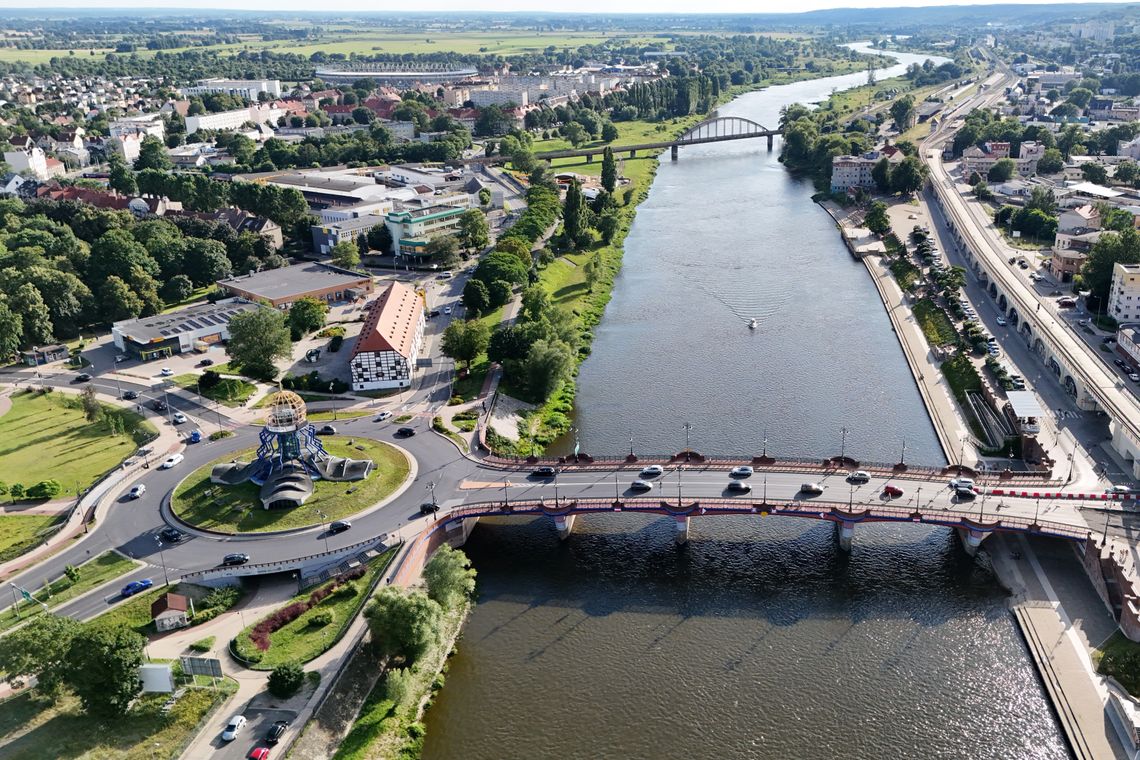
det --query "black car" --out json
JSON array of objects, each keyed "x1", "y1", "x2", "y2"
[
  {"x1": 197, "y1": 358, "x2": 214, "y2": 367},
  {"x1": 420, "y1": 502, "x2": 440, "y2": 515},
  {"x1": 429, "y1": 309, "x2": 441, "y2": 318},
  {"x1": 317, "y1": 425, "x2": 337, "y2": 435},
  {"x1": 329, "y1": 520, "x2": 351, "y2": 534},
  {"x1": 152, "y1": 399, "x2": 168, "y2": 412},
  {"x1": 726, "y1": 480, "x2": 751, "y2": 493},
  {"x1": 159, "y1": 527, "x2": 188, "y2": 543},
  {"x1": 265, "y1": 720, "x2": 289, "y2": 745},
  {"x1": 221, "y1": 553, "x2": 250, "y2": 566},
  {"x1": 532, "y1": 466, "x2": 557, "y2": 477},
  {"x1": 122, "y1": 390, "x2": 139, "y2": 400},
  {"x1": 74, "y1": 373, "x2": 91, "y2": 382},
  {"x1": 396, "y1": 427, "x2": 416, "y2": 437}
]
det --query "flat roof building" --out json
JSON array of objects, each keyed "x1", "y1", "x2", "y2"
[
  {"x1": 111, "y1": 298, "x2": 258, "y2": 360},
  {"x1": 350, "y1": 281, "x2": 425, "y2": 391},
  {"x1": 1111, "y1": 262, "x2": 1140, "y2": 324},
  {"x1": 216, "y1": 262, "x2": 374, "y2": 308}
]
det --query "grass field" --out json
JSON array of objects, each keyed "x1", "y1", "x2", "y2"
[
  {"x1": 1096, "y1": 630, "x2": 1140, "y2": 697},
  {"x1": 0, "y1": 685, "x2": 234, "y2": 759},
  {"x1": 0, "y1": 391, "x2": 153, "y2": 495},
  {"x1": 86, "y1": 581, "x2": 241, "y2": 635},
  {"x1": 912, "y1": 298, "x2": 959, "y2": 347},
  {"x1": 0, "y1": 514, "x2": 62, "y2": 565},
  {"x1": 171, "y1": 373, "x2": 257, "y2": 407},
  {"x1": 171, "y1": 436, "x2": 409, "y2": 533},
  {"x1": 0, "y1": 551, "x2": 138, "y2": 634}
]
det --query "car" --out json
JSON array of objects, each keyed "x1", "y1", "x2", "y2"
[
  {"x1": 730, "y1": 466, "x2": 754, "y2": 478},
  {"x1": 429, "y1": 309, "x2": 441, "y2": 318},
  {"x1": 1117, "y1": 359, "x2": 1130, "y2": 370},
  {"x1": 159, "y1": 527, "x2": 187, "y2": 543},
  {"x1": 123, "y1": 390, "x2": 139, "y2": 400},
  {"x1": 1108, "y1": 485, "x2": 1133, "y2": 495},
  {"x1": 1008, "y1": 257, "x2": 1017, "y2": 265},
  {"x1": 954, "y1": 487, "x2": 977, "y2": 501},
  {"x1": 115, "y1": 354, "x2": 128, "y2": 363},
  {"x1": 996, "y1": 316, "x2": 1007, "y2": 326},
  {"x1": 1018, "y1": 261, "x2": 1029, "y2": 269},
  {"x1": 160, "y1": 453, "x2": 185, "y2": 469},
  {"x1": 159, "y1": 367, "x2": 173, "y2": 377},
  {"x1": 222, "y1": 553, "x2": 250, "y2": 566},
  {"x1": 1057, "y1": 297, "x2": 1077, "y2": 308},
  {"x1": 265, "y1": 719, "x2": 289, "y2": 744},
  {"x1": 532, "y1": 466, "x2": 558, "y2": 477},
  {"x1": 640, "y1": 465, "x2": 664, "y2": 478},
  {"x1": 396, "y1": 427, "x2": 416, "y2": 437},
  {"x1": 128, "y1": 484, "x2": 146, "y2": 500},
  {"x1": 1050, "y1": 289, "x2": 1063, "y2": 297},
  {"x1": 317, "y1": 425, "x2": 337, "y2": 435},
  {"x1": 329, "y1": 520, "x2": 351, "y2": 534},
  {"x1": 189, "y1": 429, "x2": 202, "y2": 444},
  {"x1": 248, "y1": 748, "x2": 270, "y2": 760},
  {"x1": 419, "y1": 502, "x2": 440, "y2": 515},
  {"x1": 882, "y1": 485, "x2": 904, "y2": 499},
  {"x1": 152, "y1": 399, "x2": 168, "y2": 411},
  {"x1": 172, "y1": 412, "x2": 187, "y2": 424},
  {"x1": 121, "y1": 578, "x2": 154, "y2": 597},
  {"x1": 726, "y1": 480, "x2": 751, "y2": 493},
  {"x1": 74, "y1": 372, "x2": 91, "y2": 382},
  {"x1": 443, "y1": 306, "x2": 452, "y2": 315},
  {"x1": 1131, "y1": 374, "x2": 1140, "y2": 383},
  {"x1": 197, "y1": 358, "x2": 214, "y2": 367},
  {"x1": 630, "y1": 479, "x2": 653, "y2": 491},
  {"x1": 221, "y1": 715, "x2": 247, "y2": 742},
  {"x1": 799, "y1": 483, "x2": 824, "y2": 496},
  {"x1": 948, "y1": 477, "x2": 975, "y2": 490},
  {"x1": 375, "y1": 411, "x2": 393, "y2": 422},
  {"x1": 846, "y1": 470, "x2": 871, "y2": 484}
]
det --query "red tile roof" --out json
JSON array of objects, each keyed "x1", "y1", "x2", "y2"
[
  {"x1": 151, "y1": 592, "x2": 189, "y2": 617},
  {"x1": 353, "y1": 281, "x2": 422, "y2": 359}
]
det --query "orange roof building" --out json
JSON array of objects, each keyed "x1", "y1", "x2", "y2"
[{"x1": 349, "y1": 281, "x2": 425, "y2": 391}]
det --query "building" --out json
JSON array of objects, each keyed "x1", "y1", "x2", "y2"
[
  {"x1": 385, "y1": 204, "x2": 468, "y2": 261},
  {"x1": 185, "y1": 104, "x2": 284, "y2": 135},
  {"x1": 109, "y1": 113, "x2": 165, "y2": 141},
  {"x1": 216, "y1": 262, "x2": 373, "y2": 309},
  {"x1": 19, "y1": 344, "x2": 68, "y2": 366},
  {"x1": 1059, "y1": 204, "x2": 1101, "y2": 233},
  {"x1": 829, "y1": 151, "x2": 895, "y2": 193},
  {"x1": 349, "y1": 281, "x2": 425, "y2": 391},
  {"x1": 1071, "y1": 21, "x2": 1115, "y2": 41},
  {"x1": 150, "y1": 593, "x2": 190, "y2": 632},
  {"x1": 1110, "y1": 262, "x2": 1140, "y2": 324},
  {"x1": 1118, "y1": 325, "x2": 1140, "y2": 370},
  {"x1": 314, "y1": 68, "x2": 478, "y2": 86},
  {"x1": 207, "y1": 208, "x2": 283, "y2": 250},
  {"x1": 311, "y1": 214, "x2": 387, "y2": 255},
  {"x1": 181, "y1": 78, "x2": 282, "y2": 100},
  {"x1": 3, "y1": 142, "x2": 49, "y2": 180},
  {"x1": 111, "y1": 298, "x2": 258, "y2": 360}
]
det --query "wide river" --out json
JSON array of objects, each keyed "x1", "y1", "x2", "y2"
[{"x1": 421, "y1": 46, "x2": 1067, "y2": 759}]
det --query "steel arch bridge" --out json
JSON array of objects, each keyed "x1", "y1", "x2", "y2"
[{"x1": 677, "y1": 116, "x2": 776, "y2": 144}]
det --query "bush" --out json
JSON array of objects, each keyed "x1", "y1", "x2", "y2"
[
  {"x1": 192, "y1": 608, "x2": 221, "y2": 625},
  {"x1": 203, "y1": 586, "x2": 242, "y2": 609},
  {"x1": 309, "y1": 611, "x2": 334, "y2": 627},
  {"x1": 384, "y1": 667, "x2": 413, "y2": 704},
  {"x1": 209, "y1": 430, "x2": 234, "y2": 441},
  {"x1": 268, "y1": 662, "x2": 305, "y2": 698},
  {"x1": 190, "y1": 636, "x2": 215, "y2": 653},
  {"x1": 64, "y1": 565, "x2": 80, "y2": 583},
  {"x1": 329, "y1": 335, "x2": 344, "y2": 352},
  {"x1": 333, "y1": 583, "x2": 359, "y2": 599},
  {"x1": 25, "y1": 479, "x2": 63, "y2": 500},
  {"x1": 198, "y1": 370, "x2": 222, "y2": 390}
]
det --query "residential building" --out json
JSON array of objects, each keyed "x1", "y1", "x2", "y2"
[
  {"x1": 1050, "y1": 234, "x2": 1099, "y2": 283},
  {"x1": 829, "y1": 152, "x2": 883, "y2": 193},
  {"x1": 311, "y1": 214, "x2": 387, "y2": 255},
  {"x1": 314, "y1": 68, "x2": 478, "y2": 86},
  {"x1": 1071, "y1": 21, "x2": 1115, "y2": 41},
  {"x1": 207, "y1": 208, "x2": 283, "y2": 250},
  {"x1": 111, "y1": 298, "x2": 258, "y2": 360},
  {"x1": 1058, "y1": 204, "x2": 1101, "y2": 233},
  {"x1": 151, "y1": 593, "x2": 190, "y2": 632},
  {"x1": 108, "y1": 132, "x2": 144, "y2": 164},
  {"x1": 3, "y1": 141, "x2": 49, "y2": 180},
  {"x1": 216, "y1": 262, "x2": 373, "y2": 308},
  {"x1": 109, "y1": 113, "x2": 165, "y2": 141},
  {"x1": 1110, "y1": 262, "x2": 1140, "y2": 324},
  {"x1": 185, "y1": 104, "x2": 284, "y2": 135},
  {"x1": 1119, "y1": 136, "x2": 1140, "y2": 160},
  {"x1": 1118, "y1": 325, "x2": 1140, "y2": 369},
  {"x1": 349, "y1": 281, "x2": 425, "y2": 391},
  {"x1": 385, "y1": 204, "x2": 468, "y2": 261},
  {"x1": 181, "y1": 78, "x2": 282, "y2": 100}
]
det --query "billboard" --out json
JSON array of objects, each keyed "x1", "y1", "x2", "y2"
[{"x1": 180, "y1": 656, "x2": 223, "y2": 679}]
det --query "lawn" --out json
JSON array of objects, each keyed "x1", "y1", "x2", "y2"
[
  {"x1": 0, "y1": 514, "x2": 63, "y2": 564},
  {"x1": 0, "y1": 685, "x2": 234, "y2": 759},
  {"x1": 86, "y1": 582, "x2": 243, "y2": 635},
  {"x1": 0, "y1": 551, "x2": 139, "y2": 634},
  {"x1": 171, "y1": 437, "x2": 410, "y2": 533},
  {"x1": 0, "y1": 391, "x2": 154, "y2": 495},
  {"x1": 889, "y1": 258, "x2": 921, "y2": 290},
  {"x1": 307, "y1": 410, "x2": 372, "y2": 421},
  {"x1": 170, "y1": 373, "x2": 257, "y2": 407},
  {"x1": 233, "y1": 548, "x2": 396, "y2": 669},
  {"x1": 1096, "y1": 630, "x2": 1140, "y2": 697},
  {"x1": 912, "y1": 298, "x2": 959, "y2": 347}
]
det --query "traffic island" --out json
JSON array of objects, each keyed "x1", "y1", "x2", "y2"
[{"x1": 170, "y1": 437, "x2": 411, "y2": 534}]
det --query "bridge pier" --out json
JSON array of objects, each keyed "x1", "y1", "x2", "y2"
[
  {"x1": 629, "y1": 149, "x2": 637, "y2": 158},
  {"x1": 585, "y1": 153, "x2": 593, "y2": 164},
  {"x1": 674, "y1": 515, "x2": 690, "y2": 545},
  {"x1": 767, "y1": 134, "x2": 774, "y2": 152},
  {"x1": 670, "y1": 144, "x2": 678, "y2": 162},
  {"x1": 554, "y1": 513, "x2": 576, "y2": 541},
  {"x1": 836, "y1": 520, "x2": 856, "y2": 552},
  {"x1": 446, "y1": 517, "x2": 479, "y2": 548},
  {"x1": 956, "y1": 527, "x2": 991, "y2": 557}
]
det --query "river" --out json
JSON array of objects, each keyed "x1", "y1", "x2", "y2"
[{"x1": 420, "y1": 46, "x2": 1067, "y2": 759}]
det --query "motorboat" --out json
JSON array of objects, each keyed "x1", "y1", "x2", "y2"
[{"x1": 748, "y1": 318, "x2": 758, "y2": 330}]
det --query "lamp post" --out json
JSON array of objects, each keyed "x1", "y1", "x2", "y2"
[
  {"x1": 502, "y1": 479, "x2": 511, "y2": 509},
  {"x1": 676, "y1": 465, "x2": 683, "y2": 509},
  {"x1": 840, "y1": 426, "x2": 848, "y2": 461},
  {"x1": 163, "y1": 383, "x2": 173, "y2": 426},
  {"x1": 1033, "y1": 497, "x2": 1041, "y2": 526},
  {"x1": 762, "y1": 429, "x2": 768, "y2": 459},
  {"x1": 329, "y1": 382, "x2": 337, "y2": 421},
  {"x1": 1102, "y1": 510, "x2": 1112, "y2": 547},
  {"x1": 553, "y1": 472, "x2": 560, "y2": 507},
  {"x1": 762, "y1": 476, "x2": 768, "y2": 506},
  {"x1": 682, "y1": 422, "x2": 693, "y2": 461},
  {"x1": 614, "y1": 471, "x2": 620, "y2": 501},
  {"x1": 900, "y1": 438, "x2": 907, "y2": 466},
  {"x1": 629, "y1": 433, "x2": 634, "y2": 459},
  {"x1": 154, "y1": 537, "x2": 170, "y2": 587},
  {"x1": 427, "y1": 482, "x2": 437, "y2": 507},
  {"x1": 316, "y1": 509, "x2": 330, "y2": 553}
]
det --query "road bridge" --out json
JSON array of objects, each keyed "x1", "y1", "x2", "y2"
[{"x1": 464, "y1": 116, "x2": 781, "y2": 166}]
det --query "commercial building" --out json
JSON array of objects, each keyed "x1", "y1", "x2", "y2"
[
  {"x1": 829, "y1": 150, "x2": 901, "y2": 193},
  {"x1": 349, "y1": 281, "x2": 425, "y2": 391},
  {"x1": 181, "y1": 78, "x2": 282, "y2": 100},
  {"x1": 111, "y1": 298, "x2": 258, "y2": 360},
  {"x1": 1110, "y1": 262, "x2": 1140, "y2": 324},
  {"x1": 311, "y1": 214, "x2": 387, "y2": 255},
  {"x1": 385, "y1": 204, "x2": 468, "y2": 260},
  {"x1": 19, "y1": 344, "x2": 68, "y2": 366},
  {"x1": 216, "y1": 262, "x2": 373, "y2": 308}
]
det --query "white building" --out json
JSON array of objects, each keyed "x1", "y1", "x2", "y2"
[
  {"x1": 830, "y1": 152, "x2": 884, "y2": 193},
  {"x1": 1071, "y1": 21, "x2": 1115, "y2": 41},
  {"x1": 470, "y1": 88, "x2": 530, "y2": 108},
  {"x1": 385, "y1": 203, "x2": 470, "y2": 260},
  {"x1": 109, "y1": 113, "x2": 165, "y2": 141},
  {"x1": 112, "y1": 298, "x2": 258, "y2": 360},
  {"x1": 3, "y1": 143, "x2": 48, "y2": 180},
  {"x1": 181, "y1": 78, "x2": 282, "y2": 100},
  {"x1": 349, "y1": 281, "x2": 425, "y2": 391},
  {"x1": 1120, "y1": 136, "x2": 1140, "y2": 160},
  {"x1": 1110, "y1": 262, "x2": 1140, "y2": 324},
  {"x1": 185, "y1": 104, "x2": 285, "y2": 135}
]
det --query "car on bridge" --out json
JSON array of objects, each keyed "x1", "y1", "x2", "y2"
[
  {"x1": 419, "y1": 502, "x2": 440, "y2": 515},
  {"x1": 726, "y1": 480, "x2": 751, "y2": 494},
  {"x1": 845, "y1": 470, "x2": 871, "y2": 484},
  {"x1": 120, "y1": 578, "x2": 153, "y2": 597},
  {"x1": 122, "y1": 390, "x2": 138, "y2": 400},
  {"x1": 1108, "y1": 485, "x2": 1133, "y2": 495},
  {"x1": 730, "y1": 466, "x2": 753, "y2": 478},
  {"x1": 630, "y1": 479, "x2": 653, "y2": 492},
  {"x1": 799, "y1": 483, "x2": 824, "y2": 496},
  {"x1": 948, "y1": 477, "x2": 974, "y2": 490},
  {"x1": 532, "y1": 466, "x2": 558, "y2": 478},
  {"x1": 996, "y1": 316, "x2": 1007, "y2": 326},
  {"x1": 882, "y1": 485, "x2": 904, "y2": 499},
  {"x1": 953, "y1": 487, "x2": 977, "y2": 501},
  {"x1": 640, "y1": 465, "x2": 663, "y2": 478},
  {"x1": 222, "y1": 553, "x2": 250, "y2": 566}
]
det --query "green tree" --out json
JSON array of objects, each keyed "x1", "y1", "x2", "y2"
[
  {"x1": 494, "y1": 237, "x2": 532, "y2": 268},
  {"x1": 1067, "y1": 87, "x2": 1094, "y2": 110},
  {"x1": 601, "y1": 121, "x2": 620, "y2": 143},
  {"x1": 597, "y1": 210, "x2": 620, "y2": 245},
  {"x1": 160, "y1": 274, "x2": 194, "y2": 304},
  {"x1": 134, "y1": 136, "x2": 171, "y2": 172},
  {"x1": 488, "y1": 279, "x2": 512, "y2": 308},
  {"x1": 226, "y1": 306, "x2": 292, "y2": 380},
  {"x1": 890, "y1": 156, "x2": 927, "y2": 194},
  {"x1": 367, "y1": 223, "x2": 393, "y2": 253},
  {"x1": 0, "y1": 298, "x2": 22, "y2": 360},
  {"x1": 1117, "y1": 161, "x2": 1139, "y2": 185},
  {"x1": 1083, "y1": 227, "x2": 1140, "y2": 304},
  {"x1": 871, "y1": 157, "x2": 892, "y2": 193},
  {"x1": 1026, "y1": 186, "x2": 1058, "y2": 216},
  {"x1": 365, "y1": 588, "x2": 442, "y2": 664},
  {"x1": 425, "y1": 235, "x2": 460, "y2": 268},
  {"x1": 562, "y1": 180, "x2": 590, "y2": 249},
  {"x1": 889, "y1": 94, "x2": 915, "y2": 129},
  {"x1": 462, "y1": 278, "x2": 490, "y2": 314},
  {"x1": 441, "y1": 319, "x2": 491, "y2": 372},
  {"x1": 1036, "y1": 148, "x2": 1064, "y2": 174},
  {"x1": 525, "y1": 339, "x2": 574, "y2": 400},
  {"x1": 288, "y1": 297, "x2": 329, "y2": 340},
  {"x1": 98, "y1": 275, "x2": 143, "y2": 322},
  {"x1": 864, "y1": 201, "x2": 890, "y2": 235},
  {"x1": 66, "y1": 624, "x2": 145, "y2": 717},
  {"x1": 107, "y1": 152, "x2": 136, "y2": 196},
  {"x1": 1082, "y1": 163, "x2": 1109, "y2": 185},
  {"x1": 520, "y1": 286, "x2": 550, "y2": 322},
  {"x1": 8, "y1": 283, "x2": 52, "y2": 348},
  {"x1": 475, "y1": 251, "x2": 528, "y2": 287},
  {"x1": 0, "y1": 614, "x2": 80, "y2": 696},
  {"x1": 561, "y1": 122, "x2": 588, "y2": 147},
  {"x1": 478, "y1": 187, "x2": 492, "y2": 206},
  {"x1": 601, "y1": 146, "x2": 618, "y2": 193},
  {"x1": 268, "y1": 663, "x2": 305, "y2": 698},
  {"x1": 457, "y1": 209, "x2": 489, "y2": 253},
  {"x1": 331, "y1": 240, "x2": 361, "y2": 269},
  {"x1": 182, "y1": 239, "x2": 232, "y2": 286},
  {"x1": 423, "y1": 545, "x2": 477, "y2": 608},
  {"x1": 988, "y1": 158, "x2": 1016, "y2": 182},
  {"x1": 583, "y1": 254, "x2": 601, "y2": 292},
  {"x1": 80, "y1": 384, "x2": 102, "y2": 422}
]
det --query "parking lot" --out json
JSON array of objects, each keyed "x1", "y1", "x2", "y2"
[{"x1": 209, "y1": 707, "x2": 297, "y2": 760}]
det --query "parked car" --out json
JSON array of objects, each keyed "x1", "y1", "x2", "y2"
[
  {"x1": 630, "y1": 479, "x2": 653, "y2": 491},
  {"x1": 221, "y1": 553, "x2": 250, "y2": 566},
  {"x1": 640, "y1": 465, "x2": 664, "y2": 478},
  {"x1": 74, "y1": 373, "x2": 91, "y2": 382},
  {"x1": 221, "y1": 715, "x2": 247, "y2": 741},
  {"x1": 248, "y1": 748, "x2": 270, "y2": 760},
  {"x1": 882, "y1": 485, "x2": 904, "y2": 499},
  {"x1": 846, "y1": 470, "x2": 871, "y2": 484},
  {"x1": 159, "y1": 527, "x2": 188, "y2": 543},
  {"x1": 799, "y1": 483, "x2": 824, "y2": 496},
  {"x1": 121, "y1": 578, "x2": 153, "y2": 597},
  {"x1": 726, "y1": 480, "x2": 751, "y2": 493},
  {"x1": 159, "y1": 367, "x2": 173, "y2": 377},
  {"x1": 172, "y1": 412, "x2": 187, "y2": 424},
  {"x1": 419, "y1": 502, "x2": 440, "y2": 515},
  {"x1": 1117, "y1": 359, "x2": 1130, "y2": 370},
  {"x1": 996, "y1": 316, "x2": 1007, "y2": 326},
  {"x1": 115, "y1": 354, "x2": 128, "y2": 363},
  {"x1": 730, "y1": 466, "x2": 754, "y2": 478},
  {"x1": 443, "y1": 306, "x2": 452, "y2": 315},
  {"x1": 329, "y1": 520, "x2": 351, "y2": 534},
  {"x1": 160, "y1": 453, "x2": 184, "y2": 469},
  {"x1": 122, "y1": 390, "x2": 139, "y2": 400},
  {"x1": 197, "y1": 358, "x2": 214, "y2": 367},
  {"x1": 375, "y1": 411, "x2": 393, "y2": 422},
  {"x1": 429, "y1": 309, "x2": 441, "y2": 318},
  {"x1": 128, "y1": 484, "x2": 146, "y2": 500},
  {"x1": 532, "y1": 466, "x2": 558, "y2": 478},
  {"x1": 396, "y1": 427, "x2": 416, "y2": 437},
  {"x1": 317, "y1": 425, "x2": 336, "y2": 435},
  {"x1": 265, "y1": 719, "x2": 289, "y2": 744}
]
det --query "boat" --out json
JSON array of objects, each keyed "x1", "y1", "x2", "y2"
[{"x1": 748, "y1": 318, "x2": 758, "y2": 330}]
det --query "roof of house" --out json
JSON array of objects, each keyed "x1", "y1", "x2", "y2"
[
  {"x1": 353, "y1": 281, "x2": 423, "y2": 359},
  {"x1": 113, "y1": 298, "x2": 257, "y2": 344},
  {"x1": 151, "y1": 592, "x2": 189, "y2": 617},
  {"x1": 217, "y1": 262, "x2": 371, "y2": 302}
]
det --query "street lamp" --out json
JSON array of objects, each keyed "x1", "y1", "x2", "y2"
[
  {"x1": 840, "y1": 426, "x2": 848, "y2": 461},
  {"x1": 762, "y1": 428, "x2": 768, "y2": 459},
  {"x1": 316, "y1": 509, "x2": 330, "y2": 553},
  {"x1": 762, "y1": 476, "x2": 768, "y2": 506},
  {"x1": 427, "y1": 481, "x2": 437, "y2": 507},
  {"x1": 502, "y1": 479, "x2": 511, "y2": 509},
  {"x1": 154, "y1": 537, "x2": 170, "y2": 587},
  {"x1": 553, "y1": 472, "x2": 560, "y2": 507},
  {"x1": 899, "y1": 438, "x2": 907, "y2": 466},
  {"x1": 682, "y1": 422, "x2": 693, "y2": 461},
  {"x1": 676, "y1": 465, "x2": 683, "y2": 508},
  {"x1": 329, "y1": 382, "x2": 337, "y2": 421}
]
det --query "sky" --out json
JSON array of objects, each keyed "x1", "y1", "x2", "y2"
[{"x1": 0, "y1": 0, "x2": 1133, "y2": 13}]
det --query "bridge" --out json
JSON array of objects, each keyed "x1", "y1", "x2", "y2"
[{"x1": 464, "y1": 116, "x2": 781, "y2": 166}]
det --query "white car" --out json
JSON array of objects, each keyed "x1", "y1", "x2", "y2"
[
  {"x1": 160, "y1": 453, "x2": 185, "y2": 470},
  {"x1": 159, "y1": 367, "x2": 173, "y2": 377},
  {"x1": 996, "y1": 316, "x2": 1007, "y2": 326},
  {"x1": 172, "y1": 412, "x2": 187, "y2": 424},
  {"x1": 443, "y1": 306, "x2": 453, "y2": 315},
  {"x1": 221, "y1": 715, "x2": 246, "y2": 742},
  {"x1": 730, "y1": 466, "x2": 754, "y2": 477},
  {"x1": 375, "y1": 411, "x2": 393, "y2": 422},
  {"x1": 639, "y1": 465, "x2": 664, "y2": 478},
  {"x1": 1108, "y1": 485, "x2": 1133, "y2": 495},
  {"x1": 128, "y1": 484, "x2": 146, "y2": 500},
  {"x1": 949, "y1": 477, "x2": 975, "y2": 490}
]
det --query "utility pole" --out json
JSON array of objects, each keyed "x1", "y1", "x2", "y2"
[
  {"x1": 503, "y1": 479, "x2": 511, "y2": 509},
  {"x1": 900, "y1": 438, "x2": 907, "y2": 466},
  {"x1": 840, "y1": 426, "x2": 848, "y2": 461},
  {"x1": 155, "y1": 537, "x2": 170, "y2": 587},
  {"x1": 676, "y1": 465, "x2": 683, "y2": 509},
  {"x1": 316, "y1": 510, "x2": 330, "y2": 553}
]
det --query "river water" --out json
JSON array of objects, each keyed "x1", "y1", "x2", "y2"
[{"x1": 420, "y1": 47, "x2": 1067, "y2": 760}]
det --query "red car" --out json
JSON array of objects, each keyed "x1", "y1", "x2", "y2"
[
  {"x1": 248, "y1": 747, "x2": 270, "y2": 760},
  {"x1": 882, "y1": 485, "x2": 904, "y2": 499}
]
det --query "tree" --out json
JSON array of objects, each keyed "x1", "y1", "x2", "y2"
[
  {"x1": 871, "y1": 157, "x2": 892, "y2": 193},
  {"x1": 525, "y1": 339, "x2": 574, "y2": 400},
  {"x1": 9, "y1": 283, "x2": 52, "y2": 348},
  {"x1": 351, "y1": 107, "x2": 375, "y2": 125},
  {"x1": 518, "y1": 287, "x2": 549, "y2": 321},
  {"x1": 98, "y1": 275, "x2": 143, "y2": 322},
  {"x1": 1117, "y1": 161, "x2": 1140, "y2": 185},
  {"x1": 890, "y1": 156, "x2": 927, "y2": 194},
  {"x1": 226, "y1": 306, "x2": 292, "y2": 380},
  {"x1": 494, "y1": 237, "x2": 532, "y2": 268},
  {"x1": 457, "y1": 209, "x2": 489, "y2": 253},
  {"x1": 0, "y1": 298, "x2": 22, "y2": 360},
  {"x1": 1067, "y1": 87, "x2": 1094, "y2": 110},
  {"x1": 597, "y1": 210, "x2": 620, "y2": 245},
  {"x1": 1026, "y1": 186, "x2": 1058, "y2": 216},
  {"x1": 268, "y1": 663, "x2": 305, "y2": 698},
  {"x1": 601, "y1": 122, "x2": 620, "y2": 143},
  {"x1": 288, "y1": 297, "x2": 328, "y2": 340},
  {"x1": 0, "y1": 614, "x2": 80, "y2": 696},
  {"x1": 422, "y1": 545, "x2": 477, "y2": 608},
  {"x1": 1083, "y1": 227, "x2": 1140, "y2": 304},
  {"x1": 967, "y1": 170, "x2": 982, "y2": 185},
  {"x1": 331, "y1": 240, "x2": 361, "y2": 269},
  {"x1": 367, "y1": 224, "x2": 393, "y2": 254},
  {"x1": 1036, "y1": 148, "x2": 1065, "y2": 174},
  {"x1": 487, "y1": 324, "x2": 531, "y2": 365},
  {"x1": 987, "y1": 158, "x2": 1016, "y2": 182},
  {"x1": 80, "y1": 384, "x2": 102, "y2": 422},
  {"x1": 66, "y1": 624, "x2": 145, "y2": 717},
  {"x1": 583, "y1": 254, "x2": 601, "y2": 292},
  {"x1": 475, "y1": 251, "x2": 528, "y2": 287},
  {"x1": 160, "y1": 274, "x2": 194, "y2": 304},
  {"x1": 134, "y1": 136, "x2": 171, "y2": 172},
  {"x1": 864, "y1": 201, "x2": 890, "y2": 235},
  {"x1": 1082, "y1": 162, "x2": 1109, "y2": 185},
  {"x1": 425, "y1": 235, "x2": 460, "y2": 268},
  {"x1": 462, "y1": 278, "x2": 490, "y2": 314},
  {"x1": 365, "y1": 588, "x2": 442, "y2": 664},
  {"x1": 441, "y1": 319, "x2": 491, "y2": 372},
  {"x1": 562, "y1": 180, "x2": 590, "y2": 249},
  {"x1": 182, "y1": 239, "x2": 232, "y2": 286},
  {"x1": 107, "y1": 152, "x2": 136, "y2": 196},
  {"x1": 561, "y1": 122, "x2": 588, "y2": 147},
  {"x1": 889, "y1": 94, "x2": 915, "y2": 130},
  {"x1": 478, "y1": 187, "x2": 492, "y2": 206},
  {"x1": 601, "y1": 146, "x2": 618, "y2": 193}
]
